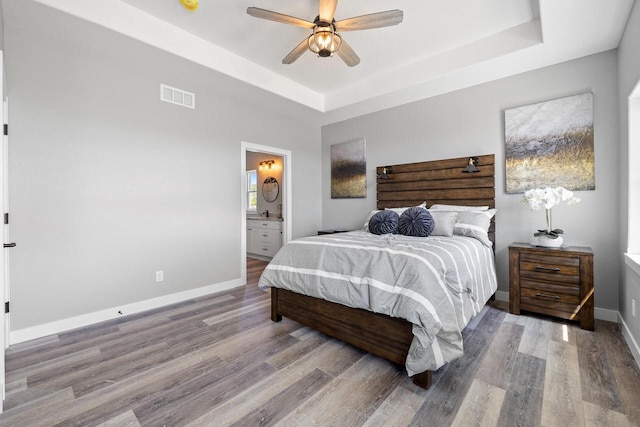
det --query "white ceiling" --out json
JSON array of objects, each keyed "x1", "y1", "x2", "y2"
[{"x1": 7, "y1": 0, "x2": 637, "y2": 123}]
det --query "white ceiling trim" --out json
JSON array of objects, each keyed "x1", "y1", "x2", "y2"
[
  {"x1": 324, "y1": 19, "x2": 543, "y2": 112},
  {"x1": 32, "y1": 0, "x2": 326, "y2": 111},
  {"x1": 27, "y1": 0, "x2": 636, "y2": 124}
]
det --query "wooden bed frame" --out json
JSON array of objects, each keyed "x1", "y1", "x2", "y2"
[{"x1": 270, "y1": 154, "x2": 496, "y2": 389}]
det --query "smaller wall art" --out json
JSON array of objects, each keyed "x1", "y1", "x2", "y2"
[
  {"x1": 331, "y1": 138, "x2": 366, "y2": 198},
  {"x1": 504, "y1": 92, "x2": 595, "y2": 193}
]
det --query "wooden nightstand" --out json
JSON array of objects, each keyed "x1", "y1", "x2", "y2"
[{"x1": 509, "y1": 242, "x2": 594, "y2": 330}]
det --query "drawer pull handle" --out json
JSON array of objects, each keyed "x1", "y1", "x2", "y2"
[
  {"x1": 535, "y1": 292, "x2": 561, "y2": 300},
  {"x1": 535, "y1": 265, "x2": 561, "y2": 272}
]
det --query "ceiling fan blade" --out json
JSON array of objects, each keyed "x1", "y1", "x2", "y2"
[
  {"x1": 335, "y1": 10, "x2": 403, "y2": 31},
  {"x1": 247, "y1": 7, "x2": 315, "y2": 29},
  {"x1": 336, "y1": 38, "x2": 360, "y2": 67},
  {"x1": 282, "y1": 38, "x2": 309, "y2": 64},
  {"x1": 319, "y1": 0, "x2": 338, "y2": 23}
]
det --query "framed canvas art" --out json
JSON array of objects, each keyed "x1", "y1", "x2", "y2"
[
  {"x1": 331, "y1": 139, "x2": 366, "y2": 198},
  {"x1": 504, "y1": 92, "x2": 595, "y2": 193}
]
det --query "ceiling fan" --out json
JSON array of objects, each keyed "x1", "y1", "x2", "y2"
[{"x1": 247, "y1": 0, "x2": 403, "y2": 67}]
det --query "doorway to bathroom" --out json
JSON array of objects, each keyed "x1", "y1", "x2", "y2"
[{"x1": 240, "y1": 142, "x2": 292, "y2": 286}]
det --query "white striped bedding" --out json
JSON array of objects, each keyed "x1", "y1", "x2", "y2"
[{"x1": 258, "y1": 230, "x2": 498, "y2": 376}]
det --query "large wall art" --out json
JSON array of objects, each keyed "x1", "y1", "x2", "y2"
[
  {"x1": 504, "y1": 92, "x2": 595, "y2": 193},
  {"x1": 331, "y1": 138, "x2": 366, "y2": 198}
]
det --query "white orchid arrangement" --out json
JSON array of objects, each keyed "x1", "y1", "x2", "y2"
[{"x1": 522, "y1": 187, "x2": 581, "y2": 239}]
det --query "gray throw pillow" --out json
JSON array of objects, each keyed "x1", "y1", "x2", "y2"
[{"x1": 369, "y1": 210, "x2": 399, "y2": 235}]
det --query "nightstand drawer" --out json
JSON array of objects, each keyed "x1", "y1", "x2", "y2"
[
  {"x1": 520, "y1": 268, "x2": 580, "y2": 286},
  {"x1": 520, "y1": 253, "x2": 580, "y2": 275},
  {"x1": 520, "y1": 283, "x2": 580, "y2": 305}
]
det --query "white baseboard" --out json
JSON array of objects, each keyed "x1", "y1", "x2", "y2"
[
  {"x1": 495, "y1": 290, "x2": 509, "y2": 301},
  {"x1": 594, "y1": 307, "x2": 619, "y2": 322},
  {"x1": 11, "y1": 281, "x2": 636, "y2": 365},
  {"x1": 619, "y1": 313, "x2": 640, "y2": 368},
  {"x1": 495, "y1": 290, "x2": 618, "y2": 322},
  {"x1": 10, "y1": 278, "x2": 243, "y2": 345}
]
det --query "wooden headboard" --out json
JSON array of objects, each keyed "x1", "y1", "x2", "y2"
[{"x1": 376, "y1": 154, "x2": 495, "y2": 245}]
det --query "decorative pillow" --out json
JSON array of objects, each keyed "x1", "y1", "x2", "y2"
[
  {"x1": 429, "y1": 204, "x2": 489, "y2": 211},
  {"x1": 428, "y1": 211, "x2": 458, "y2": 237},
  {"x1": 398, "y1": 207, "x2": 435, "y2": 237},
  {"x1": 363, "y1": 210, "x2": 382, "y2": 231},
  {"x1": 368, "y1": 210, "x2": 399, "y2": 235}
]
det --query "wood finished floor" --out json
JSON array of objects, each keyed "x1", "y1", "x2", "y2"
[{"x1": 1, "y1": 257, "x2": 639, "y2": 426}]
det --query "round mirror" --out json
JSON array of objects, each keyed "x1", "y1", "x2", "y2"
[{"x1": 262, "y1": 177, "x2": 279, "y2": 202}]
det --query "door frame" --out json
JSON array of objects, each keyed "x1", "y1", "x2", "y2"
[
  {"x1": 240, "y1": 142, "x2": 292, "y2": 285},
  {"x1": 0, "y1": 51, "x2": 7, "y2": 411}
]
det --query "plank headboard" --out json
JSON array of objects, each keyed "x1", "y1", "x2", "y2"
[{"x1": 376, "y1": 154, "x2": 495, "y2": 245}]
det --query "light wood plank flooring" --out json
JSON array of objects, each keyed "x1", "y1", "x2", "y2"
[{"x1": 1, "y1": 257, "x2": 639, "y2": 426}]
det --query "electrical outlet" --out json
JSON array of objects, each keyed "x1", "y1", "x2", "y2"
[
  {"x1": 633, "y1": 299, "x2": 636, "y2": 318},
  {"x1": 156, "y1": 270, "x2": 164, "y2": 282}
]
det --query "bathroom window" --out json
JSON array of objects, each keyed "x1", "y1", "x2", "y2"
[{"x1": 247, "y1": 170, "x2": 257, "y2": 212}]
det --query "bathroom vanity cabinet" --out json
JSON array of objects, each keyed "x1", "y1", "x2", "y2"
[{"x1": 247, "y1": 219, "x2": 283, "y2": 258}]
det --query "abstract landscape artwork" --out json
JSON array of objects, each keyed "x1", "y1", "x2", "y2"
[
  {"x1": 331, "y1": 139, "x2": 366, "y2": 198},
  {"x1": 504, "y1": 92, "x2": 595, "y2": 193}
]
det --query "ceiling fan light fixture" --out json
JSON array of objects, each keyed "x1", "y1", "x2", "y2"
[
  {"x1": 308, "y1": 24, "x2": 342, "y2": 57},
  {"x1": 247, "y1": 4, "x2": 402, "y2": 66}
]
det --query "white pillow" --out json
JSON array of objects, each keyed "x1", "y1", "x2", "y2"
[
  {"x1": 456, "y1": 211, "x2": 492, "y2": 232},
  {"x1": 470, "y1": 208, "x2": 497, "y2": 221},
  {"x1": 363, "y1": 209, "x2": 382, "y2": 231},
  {"x1": 454, "y1": 210, "x2": 495, "y2": 247},
  {"x1": 385, "y1": 201, "x2": 427, "y2": 216},
  {"x1": 428, "y1": 209, "x2": 496, "y2": 231},
  {"x1": 454, "y1": 223, "x2": 493, "y2": 247},
  {"x1": 428, "y1": 211, "x2": 458, "y2": 237},
  {"x1": 429, "y1": 204, "x2": 489, "y2": 211}
]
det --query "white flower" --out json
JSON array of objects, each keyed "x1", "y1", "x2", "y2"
[{"x1": 522, "y1": 186, "x2": 580, "y2": 211}]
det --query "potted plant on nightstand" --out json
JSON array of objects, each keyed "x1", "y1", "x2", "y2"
[{"x1": 522, "y1": 186, "x2": 580, "y2": 248}]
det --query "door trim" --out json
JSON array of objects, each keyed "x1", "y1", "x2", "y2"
[
  {"x1": 0, "y1": 51, "x2": 6, "y2": 410},
  {"x1": 240, "y1": 142, "x2": 292, "y2": 285}
]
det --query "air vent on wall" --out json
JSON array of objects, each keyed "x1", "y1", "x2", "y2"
[{"x1": 160, "y1": 84, "x2": 195, "y2": 109}]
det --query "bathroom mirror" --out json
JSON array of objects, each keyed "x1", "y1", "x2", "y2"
[{"x1": 262, "y1": 176, "x2": 279, "y2": 202}]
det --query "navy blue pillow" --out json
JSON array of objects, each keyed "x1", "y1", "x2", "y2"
[
  {"x1": 368, "y1": 210, "x2": 399, "y2": 235},
  {"x1": 398, "y1": 207, "x2": 435, "y2": 237}
]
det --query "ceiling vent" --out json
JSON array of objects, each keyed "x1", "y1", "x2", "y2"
[{"x1": 160, "y1": 84, "x2": 195, "y2": 109}]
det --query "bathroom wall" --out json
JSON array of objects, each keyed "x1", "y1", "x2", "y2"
[{"x1": 246, "y1": 151, "x2": 284, "y2": 218}]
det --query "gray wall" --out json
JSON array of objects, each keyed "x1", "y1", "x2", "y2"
[
  {"x1": 0, "y1": 3, "x2": 4, "y2": 50},
  {"x1": 3, "y1": 0, "x2": 636, "y2": 344},
  {"x1": 4, "y1": 16, "x2": 321, "y2": 330},
  {"x1": 618, "y1": 1, "x2": 640, "y2": 350},
  {"x1": 322, "y1": 50, "x2": 620, "y2": 311}
]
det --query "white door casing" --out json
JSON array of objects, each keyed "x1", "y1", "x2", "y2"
[
  {"x1": 0, "y1": 51, "x2": 7, "y2": 411},
  {"x1": 240, "y1": 142, "x2": 292, "y2": 285}
]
